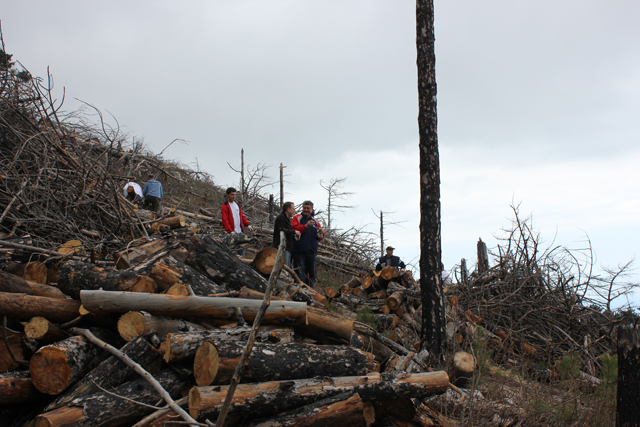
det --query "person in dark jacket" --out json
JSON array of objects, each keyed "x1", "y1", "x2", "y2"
[
  {"x1": 272, "y1": 202, "x2": 301, "y2": 268},
  {"x1": 375, "y1": 246, "x2": 406, "y2": 271},
  {"x1": 142, "y1": 175, "x2": 163, "y2": 212},
  {"x1": 291, "y1": 200, "x2": 324, "y2": 286}
]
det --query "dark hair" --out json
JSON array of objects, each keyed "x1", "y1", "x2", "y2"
[
  {"x1": 282, "y1": 201, "x2": 294, "y2": 212},
  {"x1": 302, "y1": 200, "x2": 313, "y2": 208},
  {"x1": 148, "y1": 174, "x2": 154, "y2": 179},
  {"x1": 226, "y1": 187, "x2": 237, "y2": 195}
]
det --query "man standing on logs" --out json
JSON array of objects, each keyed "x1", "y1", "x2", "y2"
[
  {"x1": 375, "y1": 246, "x2": 406, "y2": 272},
  {"x1": 221, "y1": 187, "x2": 252, "y2": 257},
  {"x1": 291, "y1": 200, "x2": 324, "y2": 286},
  {"x1": 142, "y1": 175, "x2": 163, "y2": 212},
  {"x1": 273, "y1": 201, "x2": 301, "y2": 268}
]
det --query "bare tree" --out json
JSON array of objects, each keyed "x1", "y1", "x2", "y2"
[
  {"x1": 417, "y1": 0, "x2": 446, "y2": 364},
  {"x1": 319, "y1": 177, "x2": 355, "y2": 233},
  {"x1": 227, "y1": 149, "x2": 274, "y2": 203},
  {"x1": 371, "y1": 209, "x2": 407, "y2": 256}
]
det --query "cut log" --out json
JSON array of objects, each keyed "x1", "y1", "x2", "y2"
[
  {"x1": 0, "y1": 371, "x2": 42, "y2": 404},
  {"x1": 114, "y1": 238, "x2": 170, "y2": 269},
  {"x1": 185, "y1": 235, "x2": 268, "y2": 292},
  {"x1": 24, "y1": 317, "x2": 71, "y2": 344},
  {"x1": 43, "y1": 335, "x2": 161, "y2": 412},
  {"x1": 57, "y1": 240, "x2": 83, "y2": 255},
  {"x1": 24, "y1": 261, "x2": 48, "y2": 284},
  {"x1": 297, "y1": 306, "x2": 355, "y2": 344},
  {"x1": 195, "y1": 341, "x2": 376, "y2": 386},
  {"x1": 35, "y1": 367, "x2": 192, "y2": 427},
  {"x1": 337, "y1": 293, "x2": 365, "y2": 311},
  {"x1": 29, "y1": 335, "x2": 108, "y2": 395},
  {"x1": 367, "y1": 290, "x2": 388, "y2": 300},
  {"x1": 324, "y1": 286, "x2": 339, "y2": 299},
  {"x1": 117, "y1": 311, "x2": 206, "y2": 342},
  {"x1": 253, "y1": 247, "x2": 283, "y2": 275},
  {"x1": 189, "y1": 371, "x2": 449, "y2": 421},
  {"x1": 0, "y1": 269, "x2": 34, "y2": 294},
  {"x1": 243, "y1": 392, "x2": 368, "y2": 427},
  {"x1": 451, "y1": 351, "x2": 476, "y2": 386},
  {"x1": 159, "y1": 215, "x2": 186, "y2": 229},
  {"x1": 0, "y1": 292, "x2": 81, "y2": 323},
  {"x1": 80, "y1": 290, "x2": 308, "y2": 325},
  {"x1": 165, "y1": 283, "x2": 190, "y2": 295},
  {"x1": 400, "y1": 270, "x2": 419, "y2": 289},
  {"x1": 57, "y1": 261, "x2": 157, "y2": 299},
  {"x1": 25, "y1": 281, "x2": 67, "y2": 299},
  {"x1": 377, "y1": 266, "x2": 399, "y2": 287},
  {"x1": 371, "y1": 399, "x2": 416, "y2": 423},
  {"x1": 148, "y1": 255, "x2": 225, "y2": 295},
  {"x1": 0, "y1": 329, "x2": 28, "y2": 373},
  {"x1": 165, "y1": 326, "x2": 295, "y2": 363}
]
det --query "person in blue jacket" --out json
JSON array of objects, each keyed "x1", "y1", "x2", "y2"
[
  {"x1": 291, "y1": 201, "x2": 325, "y2": 286},
  {"x1": 142, "y1": 175, "x2": 163, "y2": 212},
  {"x1": 375, "y1": 246, "x2": 406, "y2": 271}
]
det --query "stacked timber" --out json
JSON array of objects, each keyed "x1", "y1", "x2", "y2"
[{"x1": 0, "y1": 230, "x2": 453, "y2": 427}]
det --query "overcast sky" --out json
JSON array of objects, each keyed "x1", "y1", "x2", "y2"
[{"x1": 3, "y1": 1, "x2": 639, "y2": 307}]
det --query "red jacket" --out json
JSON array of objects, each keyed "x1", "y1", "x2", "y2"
[{"x1": 221, "y1": 201, "x2": 250, "y2": 233}]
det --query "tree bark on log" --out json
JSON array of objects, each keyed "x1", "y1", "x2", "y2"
[
  {"x1": 185, "y1": 235, "x2": 268, "y2": 292},
  {"x1": 43, "y1": 335, "x2": 161, "y2": 411},
  {"x1": 148, "y1": 255, "x2": 225, "y2": 295},
  {"x1": 0, "y1": 371, "x2": 42, "y2": 404},
  {"x1": 57, "y1": 261, "x2": 157, "y2": 299},
  {"x1": 189, "y1": 371, "x2": 449, "y2": 422},
  {"x1": 35, "y1": 367, "x2": 192, "y2": 427},
  {"x1": 242, "y1": 392, "x2": 369, "y2": 427},
  {"x1": 25, "y1": 281, "x2": 67, "y2": 299},
  {"x1": 80, "y1": 290, "x2": 308, "y2": 326},
  {"x1": 0, "y1": 292, "x2": 81, "y2": 323},
  {"x1": 0, "y1": 269, "x2": 34, "y2": 294},
  {"x1": 117, "y1": 311, "x2": 206, "y2": 342},
  {"x1": 164, "y1": 326, "x2": 294, "y2": 362},
  {"x1": 196, "y1": 341, "x2": 376, "y2": 386},
  {"x1": 296, "y1": 306, "x2": 355, "y2": 344},
  {"x1": 24, "y1": 317, "x2": 71, "y2": 345},
  {"x1": 29, "y1": 335, "x2": 108, "y2": 395}
]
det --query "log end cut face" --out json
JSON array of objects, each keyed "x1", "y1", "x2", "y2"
[
  {"x1": 117, "y1": 312, "x2": 146, "y2": 341},
  {"x1": 29, "y1": 347, "x2": 72, "y2": 395}
]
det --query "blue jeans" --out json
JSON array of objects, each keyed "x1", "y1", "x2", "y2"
[
  {"x1": 283, "y1": 250, "x2": 293, "y2": 269},
  {"x1": 293, "y1": 252, "x2": 317, "y2": 286}
]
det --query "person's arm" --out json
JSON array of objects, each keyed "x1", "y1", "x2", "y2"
[
  {"x1": 291, "y1": 214, "x2": 306, "y2": 233},
  {"x1": 142, "y1": 183, "x2": 149, "y2": 197},
  {"x1": 159, "y1": 183, "x2": 163, "y2": 199},
  {"x1": 315, "y1": 219, "x2": 325, "y2": 242},
  {"x1": 240, "y1": 207, "x2": 250, "y2": 228},
  {"x1": 398, "y1": 259, "x2": 406, "y2": 269},
  {"x1": 220, "y1": 204, "x2": 233, "y2": 233},
  {"x1": 375, "y1": 257, "x2": 383, "y2": 271}
]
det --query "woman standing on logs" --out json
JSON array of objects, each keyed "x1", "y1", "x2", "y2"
[{"x1": 272, "y1": 202, "x2": 301, "y2": 268}]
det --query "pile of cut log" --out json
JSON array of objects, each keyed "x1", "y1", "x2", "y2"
[{"x1": 0, "y1": 228, "x2": 453, "y2": 427}]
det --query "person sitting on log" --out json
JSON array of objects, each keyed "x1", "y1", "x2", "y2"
[
  {"x1": 375, "y1": 246, "x2": 406, "y2": 271},
  {"x1": 142, "y1": 174, "x2": 163, "y2": 212},
  {"x1": 221, "y1": 187, "x2": 252, "y2": 257},
  {"x1": 272, "y1": 201, "x2": 301, "y2": 268},
  {"x1": 291, "y1": 200, "x2": 325, "y2": 286},
  {"x1": 123, "y1": 181, "x2": 143, "y2": 204}
]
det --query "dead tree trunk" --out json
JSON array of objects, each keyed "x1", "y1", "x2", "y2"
[{"x1": 416, "y1": 0, "x2": 446, "y2": 364}]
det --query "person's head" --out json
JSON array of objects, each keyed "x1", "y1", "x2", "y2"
[
  {"x1": 302, "y1": 201, "x2": 313, "y2": 216},
  {"x1": 386, "y1": 246, "x2": 395, "y2": 257},
  {"x1": 148, "y1": 174, "x2": 154, "y2": 181},
  {"x1": 225, "y1": 187, "x2": 237, "y2": 203},
  {"x1": 282, "y1": 201, "x2": 295, "y2": 218},
  {"x1": 127, "y1": 186, "x2": 135, "y2": 193}
]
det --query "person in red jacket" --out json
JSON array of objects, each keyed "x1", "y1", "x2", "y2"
[
  {"x1": 291, "y1": 200, "x2": 324, "y2": 286},
  {"x1": 221, "y1": 187, "x2": 251, "y2": 256}
]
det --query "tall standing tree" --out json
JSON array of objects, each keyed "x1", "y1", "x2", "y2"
[{"x1": 416, "y1": 0, "x2": 447, "y2": 363}]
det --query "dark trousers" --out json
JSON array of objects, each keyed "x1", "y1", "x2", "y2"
[
  {"x1": 293, "y1": 252, "x2": 317, "y2": 286},
  {"x1": 143, "y1": 196, "x2": 160, "y2": 212}
]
